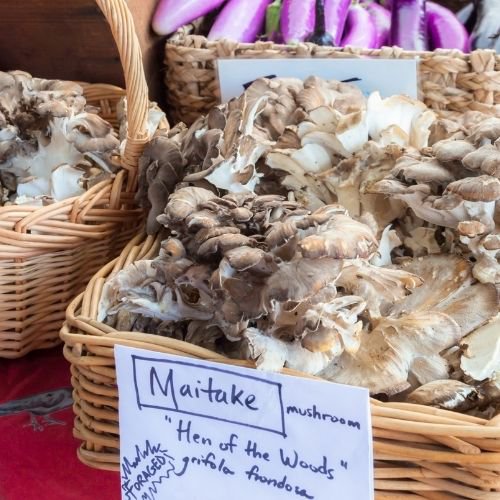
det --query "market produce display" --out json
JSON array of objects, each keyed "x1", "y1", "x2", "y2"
[
  {"x1": 152, "y1": 0, "x2": 498, "y2": 50},
  {"x1": 99, "y1": 76, "x2": 499, "y2": 418},
  {"x1": 0, "y1": 71, "x2": 120, "y2": 206}
]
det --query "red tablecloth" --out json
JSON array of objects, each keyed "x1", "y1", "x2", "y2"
[{"x1": 0, "y1": 346, "x2": 120, "y2": 500}]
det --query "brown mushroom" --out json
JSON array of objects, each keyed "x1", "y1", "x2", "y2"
[
  {"x1": 406, "y1": 380, "x2": 483, "y2": 411},
  {"x1": 445, "y1": 176, "x2": 500, "y2": 203},
  {"x1": 298, "y1": 214, "x2": 378, "y2": 259},
  {"x1": 432, "y1": 139, "x2": 476, "y2": 163}
]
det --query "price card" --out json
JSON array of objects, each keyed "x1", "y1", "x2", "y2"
[
  {"x1": 115, "y1": 345, "x2": 374, "y2": 500},
  {"x1": 217, "y1": 57, "x2": 418, "y2": 102}
]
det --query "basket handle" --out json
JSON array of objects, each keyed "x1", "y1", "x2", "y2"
[{"x1": 95, "y1": 0, "x2": 150, "y2": 191}]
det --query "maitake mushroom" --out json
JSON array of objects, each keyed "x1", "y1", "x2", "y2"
[
  {"x1": 102, "y1": 187, "x2": 382, "y2": 368},
  {"x1": 0, "y1": 70, "x2": 151, "y2": 205},
  {"x1": 367, "y1": 116, "x2": 500, "y2": 286},
  {"x1": 136, "y1": 75, "x2": 435, "y2": 231},
  {"x1": 104, "y1": 76, "x2": 499, "y2": 416}
]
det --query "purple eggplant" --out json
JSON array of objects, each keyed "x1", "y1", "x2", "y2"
[
  {"x1": 152, "y1": 0, "x2": 226, "y2": 36},
  {"x1": 427, "y1": 2, "x2": 470, "y2": 51},
  {"x1": 470, "y1": 0, "x2": 500, "y2": 51},
  {"x1": 306, "y1": 0, "x2": 335, "y2": 45},
  {"x1": 364, "y1": 2, "x2": 391, "y2": 48},
  {"x1": 208, "y1": 0, "x2": 272, "y2": 42},
  {"x1": 390, "y1": 0, "x2": 427, "y2": 50},
  {"x1": 281, "y1": 0, "x2": 316, "y2": 43},
  {"x1": 325, "y1": 0, "x2": 352, "y2": 45},
  {"x1": 341, "y1": 4, "x2": 378, "y2": 48}
]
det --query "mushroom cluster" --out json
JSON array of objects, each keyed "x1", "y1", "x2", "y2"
[
  {"x1": 102, "y1": 187, "x2": 381, "y2": 353},
  {"x1": 368, "y1": 117, "x2": 500, "y2": 287},
  {"x1": 136, "y1": 76, "x2": 437, "y2": 233},
  {"x1": 104, "y1": 76, "x2": 499, "y2": 416},
  {"x1": 0, "y1": 71, "x2": 121, "y2": 205}
]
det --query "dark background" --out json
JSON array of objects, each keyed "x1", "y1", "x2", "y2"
[
  {"x1": 0, "y1": 0, "x2": 165, "y2": 106},
  {"x1": 0, "y1": 0, "x2": 472, "y2": 110}
]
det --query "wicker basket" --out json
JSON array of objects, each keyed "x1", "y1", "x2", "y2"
[
  {"x1": 165, "y1": 28, "x2": 500, "y2": 126},
  {"x1": 0, "y1": 0, "x2": 168, "y2": 359},
  {"x1": 61, "y1": 232, "x2": 500, "y2": 498}
]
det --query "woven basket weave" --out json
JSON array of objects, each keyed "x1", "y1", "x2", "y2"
[
  {"x1": 61, "y1": 232, "x2": 500, "y2": 498},
  {"x1": 165, "y1": 28, "x2": 500, "y2": 126},
  {"x1": 0, "y1": 0, "x2": 168, "y2": 359}
]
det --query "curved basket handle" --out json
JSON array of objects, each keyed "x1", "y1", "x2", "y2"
[{"x1": 95, "y1": 0, "x2": 150, "y2": 191}]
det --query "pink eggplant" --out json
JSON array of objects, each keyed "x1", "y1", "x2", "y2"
[
  {"x1": 325, "y1": 0, "x2": 352, "y2": 45},
  {"x1": 427, "y1": 2, "x2": 470, "y2": 51},
  {"x1": 152, "y1": 0, "x2": 226, "y2": 36},
  {"x1": 208, "y1": 0, "x2": 272, "y2": 42},
  {"x1": 281, "y1": 0, "x2": 316, "y2": 43},
  {"x1": 365, "y1": 2, "x2": 391, "y2": 48},
  {"x1": 390, "y1": 0, "x2": 427, "y2": 50},
  {"x1": 341, "y1": 4, "x2": 378, "y2": 48}
]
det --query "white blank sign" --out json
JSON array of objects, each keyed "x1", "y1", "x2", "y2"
[{"x1": 217, "y1": 57, "x2": 418, "y2": 102}]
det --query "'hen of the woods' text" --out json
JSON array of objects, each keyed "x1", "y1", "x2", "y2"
[{"x1": 115, "y1": 346, "x2": 374, "y2": 500}]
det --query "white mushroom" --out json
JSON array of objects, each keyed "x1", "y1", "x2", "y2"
[{"x1": 460, "y1": 317, "x2": 500, "y2": 382}]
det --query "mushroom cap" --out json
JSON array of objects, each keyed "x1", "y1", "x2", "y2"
[
  {"x1": 457, "y1": 220, "x2": 487, "y2": 238},
  {"x1": 276, "y1": 127, "x2": 301, "y2": 149},
  {"x1": 224, "y1": 246, "x2": 276, "y2": 275},
  {"x1": 391, "y1": 255, "x2": 498, "y2": 337},
  {"x1": 165, "y1": 187, "x2": 218, "y2": 222},
  {"x1": 337, "y1": 262, "x2": 423, "y2": 318},
  {"x1": 66, "y1": 113, "x2": 118, "y2": 152},
  {"x1": 301, "y1": 329, "x2": 340, "y2": 353},
  {"x1": 406, "y1": 380, "x2": 481, "y2": 411},
  {"x1": 462, "y1": 145, "x2": 499, "y2": 174},
  {"x1": 266, "y1": 258, "x2": 343, "y2": 302},
  {"x1": 445, "y1": 175, "x2": 500, "y2": 202},
  {"x1": 460, "y1": 317, "x2": 500, "y2": 382},
  {"x1": 367, "y1": 179, "x2": 430, "y2": 196},
  {"x1": 197, "y1": 233, "x2": 252, "y2": 258},
  {"x1": 392, "y1": 156, "x2": 455, "y2": 184},
  {"x1": 468, "y1": 117, "x2": 500, "y2": 145},
  {"x1": 321, "y1": 311, "x2": 462, "y2": 395},
  {"x1": 432, "y1": 139, "x2": 475, "y2": 163},
  {"x1": 299, "y1": 214, "x2": 378, "y2": 259},
  {"x1": 483, "y1": 234, "x2": 500, "y2": 251}
]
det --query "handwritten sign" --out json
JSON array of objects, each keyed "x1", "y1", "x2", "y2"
[
  {"x1": 217, "y1": 57, "x2": 418, "y2": 102},
  {"x1": 115, "y1": 346, "x2": 374, "y2": 500}
]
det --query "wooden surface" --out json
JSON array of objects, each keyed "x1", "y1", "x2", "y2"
[{"x1": 0, "y1": 0, "x2": 164, "y2": 106}]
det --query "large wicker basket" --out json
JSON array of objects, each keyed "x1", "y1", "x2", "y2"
[
  {"x1": 0, "y1": 0, "x2": 168, "y2": 359},
  {"x1": 61, "y1": 232, "x2": 500, "y2": 498},
  {"x1": 165, "y1": 28, "x2": 500, "y2": 126}
]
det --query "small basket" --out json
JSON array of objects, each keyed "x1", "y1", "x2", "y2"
[
  {"x1": 61, "y1": 232, "x2": 500, "y2": 498},
  {"x1": 165, "y1": 28, "x2": 500, "y2": 126},
  {"x1": 0, "y1": 0, "x2": 169, "y2": 359}
]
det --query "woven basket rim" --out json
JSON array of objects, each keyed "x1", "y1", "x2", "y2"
[{"x1": 165, "y1": 28, "x2": 500, "y2": 61}]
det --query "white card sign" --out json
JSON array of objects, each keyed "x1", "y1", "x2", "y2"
[
  {"x1": 115, "y1": 345, "x2": 374, "y2": 500},
  {"x1": 217, "y1": 57, "x2": 418, "y2": 102}
]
